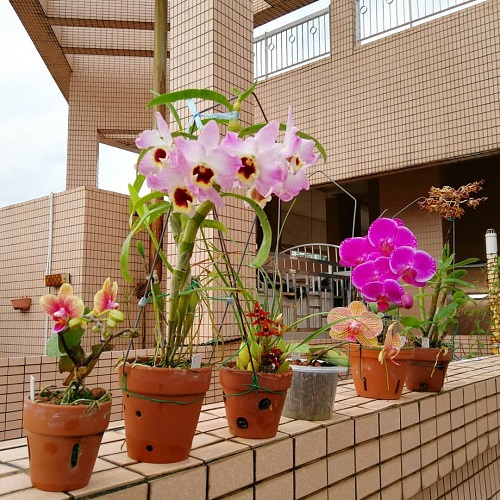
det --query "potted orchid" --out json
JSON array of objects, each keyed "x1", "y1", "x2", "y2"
[
  {"x1": 119, "y1": 86, "x2": 325, "y2": 455},
  {"x1": 329, "y1": 217, "x2": 437, "y2": 399},
  {"x1": 24, "y1": 279, "x2": 137, "y2": 492}
]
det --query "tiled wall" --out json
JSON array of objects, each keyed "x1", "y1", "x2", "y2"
[{"x1": 256, "y1": 0, "x2": 500, "y2": 184}]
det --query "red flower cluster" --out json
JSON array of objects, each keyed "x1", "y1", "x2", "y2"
[{"x1": 246, "y1": 302, "x2": 279, "y2": 337}]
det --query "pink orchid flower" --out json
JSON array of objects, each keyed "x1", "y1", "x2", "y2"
[
  {"x1": 39, "y1": 283, "x2": 85, "y2": 333},
  {"x1": 368, "y1": 217, "x2": 418, "y2": 256},
  {"x1": 389, "y1": 246, "x2": 437, "y2": 287},
  {"x1": 136, "y1": 112, "x2": 174, "y2": 178},
  {"x1": 91, "y1": 278, "x2": 119, "y2": 315},
  {"x1": 361, "y1": 279, "x2": 405, "y2": 312},
  {"x1": 222, "y1": 121, "x2": 287, "y2": 199},
  {"x1": 175, "y1": 120, "x2": 240, "y2": 207},
  {"x1": 328, "y1": 301, "x2": 382, "y2": 346}
]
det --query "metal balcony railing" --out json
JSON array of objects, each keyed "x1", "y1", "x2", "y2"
[
  {"x1": 357, "y1": 0, "x2": 487, "y2": 44},
  {"x1": 254, "y1": 7, "x2": 330, "y2": 80}
]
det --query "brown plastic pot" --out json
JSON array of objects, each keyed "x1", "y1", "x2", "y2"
[
  {"x1": 219, "y1": 365, "x2": 292, "y2": 438},
  {"x1": 405, "y1": 347, "x2": 452, "y2": 392},
  {"x1": 119, "y1": 362, "x2": 212, "y2": 463},
  {"x1": 23, "y1": 397, "x2": 111, "y2": 492},
  {"x1": 348, "y1": 345, "x2": 414, "y2": 400}
]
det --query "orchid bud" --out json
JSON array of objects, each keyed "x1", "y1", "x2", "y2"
[
  {"x1": 108, "y1": 309, "x2": 125, "y2": 323},
  {"x1": 401, "y1": 294, "x2": 414, "y2": 309}
]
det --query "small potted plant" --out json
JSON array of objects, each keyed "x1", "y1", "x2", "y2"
[
  {"x1": 333, "y1": 217, "x2": 437, "y2": 399},
  {"x1": 282, "y1": 345, "x2": 349, "y2": 421},
  {"x1": 400, "y1": 182, "x2": 486, "y2": 391},
  {"x1": 118, "y1": 86, "x2": 324, "y2": 455},
  {"x1": 23, "y1": 279, "x2": 137, "y2": 492}
]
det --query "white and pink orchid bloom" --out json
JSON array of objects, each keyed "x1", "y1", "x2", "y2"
[
  {"x1": 136, "y1": 112, "x2": 174, "y2": 177},
  {"x1": 175, "y1": 120, "x2": 240, "y2": 207},
  {"x1": 222, "y1": 121, "x2": 287, "y2": 198},
  {"x1": 39, "y1": 283, "x2": 85, "y2": 333}
]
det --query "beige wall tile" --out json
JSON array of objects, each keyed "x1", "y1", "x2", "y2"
[
  {"x1": 255, "y1": 439, "x2": 293, "y2": 481},
  {"x1": 294, "y1": 428, "x2": 326, "y2": 467},
  {"x1": 255, "y1": 472, "x2": 293, "y2": 500},
  {"x1": 295, "y1": 459, "x2": 327, "y2": 498},
  {"x1": 207, "y1": 451, "x2": 253, "y2": 499}
]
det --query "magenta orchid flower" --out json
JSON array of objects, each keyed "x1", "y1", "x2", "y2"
[
  {"x1": 91, "y1": 278, "x2": 119, "y2": 315},
  {"x1": 39, "y1": 284, "x2": 85, "y2": 333},
  {"x1": 328, "y1": 301, "x2": 382, "y2": 346},
  {"x1": 368, "y1": 217, "x2": 418, "y2": 256},
  {"x1": 361, "y1": 279, "x2": 405, "y2": 312},
  {"x1": 351, "y1": 256, "x2": 398, "y2": 290},
  {"x1": 339, "y1": 237, "x2": 377, "y2": 267},
  {"x1": 389, "y1": 246, "x2": 437, "y2": 287}
]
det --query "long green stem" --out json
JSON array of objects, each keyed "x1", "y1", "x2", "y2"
[{"x1": 166, "y1": 200, "x2": 214, "y2": 363}]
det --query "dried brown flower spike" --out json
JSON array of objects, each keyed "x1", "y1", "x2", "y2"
[{"x1": 419, "y1": 180, "x2": 487, "y2": 219}]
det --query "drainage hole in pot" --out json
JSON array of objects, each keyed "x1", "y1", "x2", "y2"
[
  {"x1": 136, "y1": 410, "x2": 142, "y2": 417},
  {"x1": 70, "y1": 443, "x2": 80, "y2": 468},
  {"x1": 146, "y1": 445, "x2": 154, "y2": 452},
  {"x1": 236, "y1": 417, "x2": 248, "y2": 429},
  {"x1": 259, "y1": 398, "x2": 271, "y2": 410}
]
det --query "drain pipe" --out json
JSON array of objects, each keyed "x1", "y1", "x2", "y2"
[
  {"x1": 486, "y1": 229, "x2": 500, "y2": 354},
  {"x1": 43, "y1": 192, "x2": 54, "y2": 355}
]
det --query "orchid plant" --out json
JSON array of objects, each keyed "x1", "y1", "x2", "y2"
[
  {"x1": 39, "y1": 279, "x2": 138, "y2": 404},
  {"x1": 120, "y1": 86, "x2": 324, "y2": 368},
  {"x1": 327, "y1": 301, "x2": 403, "y2": 364},
  {"x1": 326, "y1": 217, "x2": 438, "y2": 362}
]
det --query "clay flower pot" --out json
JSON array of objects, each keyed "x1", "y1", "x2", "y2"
[
  {"x1": 23, "y1": 397, "x2": 111, "y2": 492},
  {"x1": 119, "y1": 362, "x2": 212, "y2": 463},
  {"x1": 405, "y1": 347, "x2": 452, "y2": 392},
  {"x1": 348, "y1": 345, "x2": 414, "y2": 400},
  {"x1": 219, "y1": 365, "x2": 292, "y2": 438}
]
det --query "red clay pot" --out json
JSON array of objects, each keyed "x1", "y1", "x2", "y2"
[
  {"x1": 119, "y1": 362, "x2": 212, "y2": 463},
  {"x1": 348, "y1": 345, "x2": 414, "y2": 400},
  {"x1": 405, "y1": 347, "x2": 452, "y2": 392},
  {"x1": 23, "y1": 397, "x2": 111, "y2": 492},
  {"x1": 219, "y1": 365, "x2": 292, "y2": 438}
]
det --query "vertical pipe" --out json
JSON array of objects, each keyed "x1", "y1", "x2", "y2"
[
  {"x1": 486, "y1": 229, "x2": 500, "y2": 354},
  {"x1": 149, "y1": 0, "x2": 168, "y2": 282}
]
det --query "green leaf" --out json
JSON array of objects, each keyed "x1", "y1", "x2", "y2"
[
  {"x1": 58, "y1": 355, "x2": 73, "y2": 374},
  {"x1": 147, "y1": 89, "x2": 233, "y2": 112},
  {"x1": 166, "y1": 102, "x2": 182, "y2": 130},
  {"x1": 120, "y1": 201, "x2": 172, "y2": 281},
  {"x1": 201, "y1": 219, "x2": 228, "y2": 233},
  {"x1": 47, "y1": 333, "x2": 65, "y2": 357},
  {"x1": 454, "y1": 257, "x2": 479, "y2": 267},
  {"x1": 235, "y1": 82, "x2": 257, "y2": 103},
  {"x1": 400, "y1": 316, "x2": 422, "y2": 327},
  {"x1": 136, "y1": 241, "x2": 145, "y2": 259},
  {"x1": 62, "y1": 327, "x2": 85, "y2": 349},
  {"x1": 221, "y1": 192, "x2": 272, "y2": 268}
]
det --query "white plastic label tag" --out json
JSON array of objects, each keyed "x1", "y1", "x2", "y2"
[
  {"x1": 422, "y1": 337, "x2": 430, "y2": 348},
  {"x1": 191, "y1": 354, "x2": 202, "y2": 369},
  {"x1": 400, "y1": 336, "x2": 407, "y2": 348},
  {"x1": 291, "y1": 352, "x2": 301, "y2": 361}
]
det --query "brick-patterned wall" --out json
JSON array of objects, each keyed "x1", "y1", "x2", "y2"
[{"x1": 255, "y1": 0, "x2": 500, "y2": 184}]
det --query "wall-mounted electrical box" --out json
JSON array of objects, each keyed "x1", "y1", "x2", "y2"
[{"x1": 44, "y1": 273, "x2": 70, "y2": 287}]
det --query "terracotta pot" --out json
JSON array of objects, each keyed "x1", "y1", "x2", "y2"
[
  {"x1": 23, "y1": 397, "x2": 111, "y2": 492},
  {"x1": 348, "y1": 345, "x2": 414, "y2": 400},
  {"x1": 405, "y1": 347, "x2": 452, "y2": 392},
  {"x1": 219, "y1": 365, "x2": 292, "y2": 438},
  {"x1": 119, "y1": 362, "x2": 212, "y2": 463}
]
